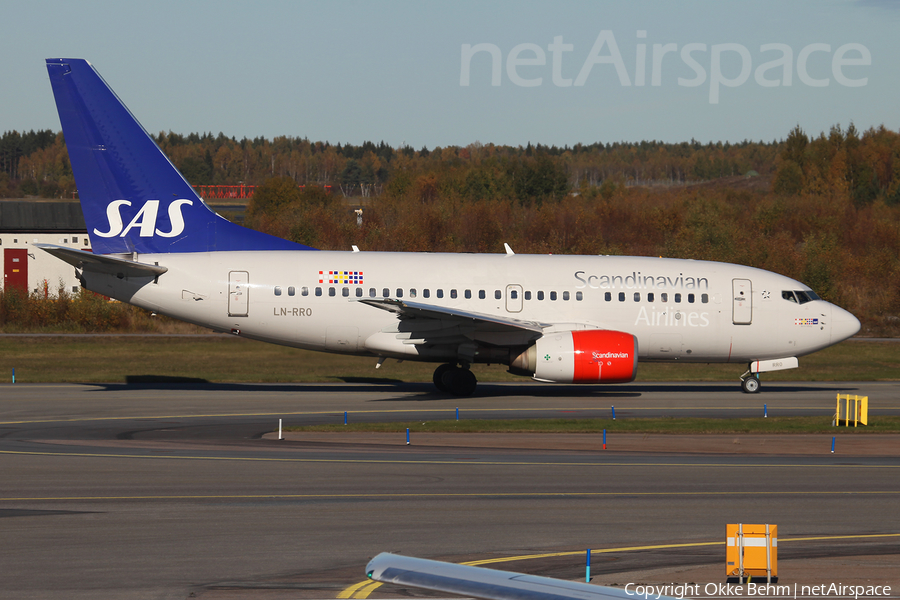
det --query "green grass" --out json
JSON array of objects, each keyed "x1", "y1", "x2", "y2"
[
  {"x1": 285, "y1": 415, "x2": 900, "y2": 434},
  {"x1": 0, "y1": 336, "x2": 898, "y2": 384}
]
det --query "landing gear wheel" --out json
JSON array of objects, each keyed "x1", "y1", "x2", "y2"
[
  {"x1": 438, "y1": 366, "x2": 478, "y2": 396},
  {"x1": 433, "y1": 364, "x2": 454, "y2": 392},
  {"x1": 452, "y1": 368, "x2": 477, "y2": 397},
  {"x1": 741, "y1": 376, "x2": 761, "y2": 394}
]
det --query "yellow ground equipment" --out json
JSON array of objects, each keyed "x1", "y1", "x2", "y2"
[
  {"x1": 835, "y1": 394, "x2": 868, "y2": 426},
  {"x1": 726, "y1": 523, "x2": 777, "y2": 583}
]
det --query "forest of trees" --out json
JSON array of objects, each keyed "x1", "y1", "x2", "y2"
[{"x1": 2, "y1": 123, "x2": 900, "y2": 334}]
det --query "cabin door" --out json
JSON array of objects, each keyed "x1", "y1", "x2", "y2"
[
  {"x1": 228, "y1": 271, "x2": 249, "y2": 317},
  {"x1": 732, "y1": 278, "x2": 752, "y2": 325}
]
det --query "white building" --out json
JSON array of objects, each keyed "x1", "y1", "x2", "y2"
[{"x1": 1, "y1": 200, "x2": 88, "y2": 295}]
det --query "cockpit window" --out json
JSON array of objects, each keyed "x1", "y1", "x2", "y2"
[
  {"x1": 795, "y1": 290, "x2": 812, "y2": 304},
  {"x1": 783, "y1": 289, "x2": 819, "y2": 304}
]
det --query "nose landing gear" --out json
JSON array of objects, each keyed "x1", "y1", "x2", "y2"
[
  {"x1": 740, "y1": 371, "x2": 761, "y2": 393},
  {"x1": 433, "y1": 363, "x2": 477, "y2": 396}
]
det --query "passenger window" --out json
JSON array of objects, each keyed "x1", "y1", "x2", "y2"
[
  {"x1": 782, "y1": 291, "x2": 797, "y2": 303},
  {"x1": 675, "y1": 293, "x2": 681, "y2": 303},
  {"x1": 383, "y1": 288, "x2": 390, "y2": 297},
  {"x1": 648, "y1": 292, "x2": 654, "y2": 302},
  {"x1": 328, "y1": 287, "x2": 336, "y2": 297},
  {"x1": 288, "y1": 286, "x2": 295, "y2": 296},
  {"x1": 315, "y1": 287, "x2": 322, "y2": 297},
  {"x1": 538, "y1": 291, "x2": 545, "y2": 301},
  {"x1": 562, "y1": 291, "x2": 569, "y2": 301},
  {"x1": 274, "y1": 286, "x2": 282, "y2": 296},
  {"x1": 634, "y1": 292, "x2": 640, "y2": 302},
  {"x1": 688, "y1": 293, "x2": 695, "y2": 303},
  {"x1": 618, "y1": 292, "x2": 625, "y2": 302},
  {"x1": 479, "y1": 290, "x2": 486, "y2": 299},
  {"x1": 511, "y1": 290, "x2": 518, "y2": 300},
  {"x1": 423, "y1": 289, "x2": 430, "y2": 298},
  {"x1": 369, "y1": 288, "x2": 376, "y2": 297},
  {"x1": 451, "y1": 289, "x2": 457, "y2": 299},
  {"x1": 465, "y1": 289, "x2": 472, "y2": 299},
  {"x1": 410, "y1": 288, "x2": 417, "y2": 298},
  {"x1": 661, "y1": 292, "x2": 668, "y2": 302},
  {"x1": 302, "y1": 286, "x2": 309, "y2": 297},
  {"x1": 525, "y1": 291, "x2": 532, "y2": 300},
  {"x1": 605, "y1": 292, "x2": 611, "y2": 301},
  {"x1": 437, "y1": 289, "x2": 444, "y2": 299},
  {"x1": 356, "y1": 287, "x2": 363, "y2": 297},
  {"x1": 550, "y1": 291, "x2": 557, "y2": 301},
  {"x1": 495, "y1": 290, "x2": 501, "y2": 300},
  {"x1": 701, "y1": 293, "x2": 708, "y2": 303},
  {"x1": 342, "y1": 288, "x2": 349, "y2": 297},
  {"x1": 396, "y1": 288, "x2": 403, "y2": 298},
  {"x1": 576, "y1": 291, "x2": 583, "y2": 301}
]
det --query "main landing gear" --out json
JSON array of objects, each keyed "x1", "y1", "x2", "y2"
[{"x1": 433, "y1": 363, "x2": 477, "y2": 396}]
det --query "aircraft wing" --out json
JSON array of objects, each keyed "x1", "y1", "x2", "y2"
[
  {"x1": 366, "y1": 553, "x2": 672, "y2": 600},
  {"x1": 358, "y1": 298, "x2": 548, "y2": 349},
  {"x1": 35, "y1": 244, "x2": 168, "y2": 277},
  {"x1": 359, "y1": 298, "x2": 548, "y2": 333}
]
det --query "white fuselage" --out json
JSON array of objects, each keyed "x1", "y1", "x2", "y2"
[{"x1": 83, "y1": 251, "x2": 859, "y2": 368}]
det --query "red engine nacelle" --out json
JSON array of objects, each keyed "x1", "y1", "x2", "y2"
[{"x1": 509, "y1": 330, "x2": 638, "y2": 384}]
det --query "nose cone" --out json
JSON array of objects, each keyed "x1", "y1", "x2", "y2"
[{"x1": 831, "y1": 305, "x2": 861, "y2": 344}]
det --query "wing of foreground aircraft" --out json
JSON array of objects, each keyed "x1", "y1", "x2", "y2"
[{"x1": 366, "y1": 552, "x2": 677, "y2": 600}]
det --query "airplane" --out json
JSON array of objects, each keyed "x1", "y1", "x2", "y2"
[
  {"x1": 39, "y1": 58, "x2": 860, "y2": 396},
  {"x1": 365, "y1": 552, "x2": 679, "y2": 600}
]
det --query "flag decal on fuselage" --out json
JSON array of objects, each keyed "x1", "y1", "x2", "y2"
[{"x1": 319, "y1": 270, "x2": 364, "y2": 285}]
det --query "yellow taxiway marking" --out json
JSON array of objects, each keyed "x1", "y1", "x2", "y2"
[
  {"x1": 2, "y1": 448, "x2": 900, "y2": 469},
  {"x1": 339, "y1": 533, "x2": 900, "y2": 598},
  {"x1": 337, "y1": 578, "x2": 380, "y2": 599},
  {"x1": 3, "y1": 490, "x2": 899, "y2": 503},
  {"x1": 3, "y1": 405, "x2": 888, "y2": 426}
]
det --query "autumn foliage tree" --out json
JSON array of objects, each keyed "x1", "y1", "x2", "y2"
[{"x1": 5, "y1": 123, "x2": 900, "y2": 334}]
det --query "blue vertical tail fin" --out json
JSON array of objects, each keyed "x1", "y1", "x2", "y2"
[{"x1": 46, "y1": 58, "x2": 315, "y2": 254}]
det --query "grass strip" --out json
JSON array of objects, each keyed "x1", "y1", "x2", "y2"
[
  {"x1": 1, "y1": 336, "x2": 898, "y2": 384},
  {"x1": 285, "y1": 416, "x2": 900, "y2": 435}
]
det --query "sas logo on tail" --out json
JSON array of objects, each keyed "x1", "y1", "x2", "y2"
[{"x1": 94, "y1": 199, "x2": 193, "y2": 238}]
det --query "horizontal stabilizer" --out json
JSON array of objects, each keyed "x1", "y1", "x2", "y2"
[{"x1": 35, "y1": 244, "x2": 168, "y2": 278}]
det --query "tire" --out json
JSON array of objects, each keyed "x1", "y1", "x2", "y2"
[
  {"x1": 452, "y1": 369, "x2": 477, "y2": 397},
  {"x1": 441, "y1": 366, "x2": 477, "y2": 397},
  {"x1": 741, "y1": 376, "x2": 761, "y2": 393},
  {"x1": 433, "y1": 364, "x2": 454, "y2": 392}
]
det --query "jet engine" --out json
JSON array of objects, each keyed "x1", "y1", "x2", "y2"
[{"x1": 509, "y1": 330, "x2": 638, "y2": 384}]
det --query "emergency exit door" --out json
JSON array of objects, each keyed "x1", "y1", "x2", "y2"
[
  {"x1": 732, "y1": 279, "x2": 752, "y2": 325},
  {"x1": 506, "y1": 284, "x2": 523, "y2": 313},
  {"x1": 3, "y1": 249, "x2": 28, "y2": 292},
  {"x1": 228, "y1": 271, "x2": 249, "y2": 317}
]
